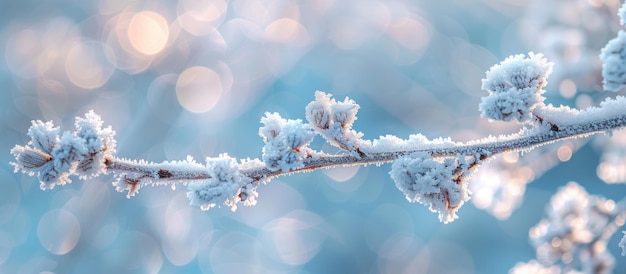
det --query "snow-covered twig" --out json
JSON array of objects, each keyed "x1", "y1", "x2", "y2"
[
  {"x1": 9, "y1": 2, "x2": 626, "y2": 230},
  {"x1": 10, "y1": 91, "x2": 626, "y2": 219}
]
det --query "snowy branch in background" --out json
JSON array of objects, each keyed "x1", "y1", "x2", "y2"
[{"x1": 527, "y1": 182, "x2": 625, "y2": 274}]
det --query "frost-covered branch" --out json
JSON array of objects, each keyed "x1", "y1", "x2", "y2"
[
  {"x1": 10, "y1": 91, "x2": 626, "y2": 220},
  {"x1": 10, "y1": 2, "x2": 626, "y2": 231}
]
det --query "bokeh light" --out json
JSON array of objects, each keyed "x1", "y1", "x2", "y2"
[
  {"x1": 64, "y1": 40, "x2": 116, "y2": 89},
  {"x1": 176, "y1": 66, "x2": 223, "y2": 113},
  {"x1": 127, "y1": 11, "x2": 170, "y2": 56},
  {"x1": 37, "y1": 209, "x2": 81, "y2": 255}
]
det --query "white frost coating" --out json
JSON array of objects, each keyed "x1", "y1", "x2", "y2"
[
  {"x1": 619, "y1": 231, "x2": 626, "y2": 256},
  {"x1": 536, "y1": 96, "x2": 626, "y2": 130},
  {"x1": 305, "y1": 91, "x2": 364, "y2": 153},
  {"x1": 508, "y1": 260, "x2": 561, "y2": 274},
  {"x1": 529, "y1": 182, "x2": 619, "y2": 273},
  {"x1": 260, "y1": 112, "x2": 316, "y2": 172},
  {"x1": 389, "y1": 152, "x2": 470, "y2": 223},
  {"x1": 74, "y1": 110, "x2": 117, "y2": 179},
  {"x1": 186, "y1": 154, "x2": 253, "y2": 211},
  {"x1": 360, "y1": 133, "x2": 456, "y2": 154},
  {"x1": 600, "y1": 31, "x2": 626, "y2": 92},
  {"x1": 479, "y1": 52, "x2": 553, "y2": 123}
]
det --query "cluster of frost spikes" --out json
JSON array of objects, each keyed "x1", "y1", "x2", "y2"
[
  {"x1": 10, "y1": 111, "x2": 116, "y2": 190},
  {"x1": 479, "y1": 52, "x2": 553, "y2": 123},
  {"x1": 259, "y1": 112, "x2": 317, "y2": 172},
  {"x1": 305, "y1": 91, "x2": 364, "y2": 155},
  {"x1": 389, "y1": 152, "x2": 483, "y2": 223},
  {"x1": 600, "y1": 3, "x2": 626, "y2": 92},
  {"x1": 528, "y1": 182, "x2": 624, "y2": 274},
  {"x1": 186, "y1": 154, "x2": 254, "y2": 211}
]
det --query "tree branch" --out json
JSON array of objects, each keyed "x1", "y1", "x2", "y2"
[{"x1": 103, "y1": 106, "x2": 626, "y2": 185}]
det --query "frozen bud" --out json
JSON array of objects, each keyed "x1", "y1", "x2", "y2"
[
  {"x1": 260, "y1": 113, "x2": 316, "y2": 172},
  {"x1": 305, "y1": 91, "x2": 332, "y2": 130},
  {"x1": 480, "y1": 52, "x2": 552, "y2": 122},
  {"x1": 389, "y1": 152, "x2": 470, "y2": 223},
  {"x1": 259, "y1": 112, "x2": 286, "y2": 141},
  {"x1": 187, "y1": 154, "x2": 252, "y2": 211},
  {"x1": 331, "y1": 98, "x2": 359, "y2": 128},
  {"x1": 74, "y1": 110, "x2": 117, "y2": 178},
  {"x1": 305, "y1": 91, "x2": 364, "y2": 154},
  {"x1": 187, "y1": 179, "x2": 239, "y2": 211},
  {"x1": 600, "y1": 31, "x2": 626, "y2": 92}
]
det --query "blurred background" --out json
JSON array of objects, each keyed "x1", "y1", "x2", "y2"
[{"x1": 1, "y1": 0, "x2": 626, "y2": 273}]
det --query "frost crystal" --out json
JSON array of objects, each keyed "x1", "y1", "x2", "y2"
[
  {"x1": 259, "y1": 112, "x2": 316, "y2": 172},
  {"x1": 479, "y1": 52, "x2": 553, "y2": 123},
  {"x1": 305, "y1": 91, "x2": 363, "y2": 154},
  {"x1": 10, "y1": 111, "x2": 117, "y2": 190},
  {"x1": 529, "y1": 182, "x2": 619, "y2": 273},
  {"x1": 389, "y1": 152, "x2": 474, "y2": 223},
  {"x1": 186, "y1": 154, "x2": 252, "y2": 211},
  {"x1": 600, "y1": 31, "x2": 626, "y2": 92}
]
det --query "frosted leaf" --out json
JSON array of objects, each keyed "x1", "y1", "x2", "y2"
[
  {"x1": 10, "y1": 145, "x2": 52, "y2": 173},
  {"x1": 260, "y1": 113, "x2": 315, "y2": 172},
  {"x1": 74, "y1": 110, "x2": 117, "y2": 178},
  {"x1": 508, "y1": 260, "x2": 561, "y2": 274},
  {"x1": 480, "y1": 52, "x2": 552, "y2": 123},
  {"x1": 389, "y1": 152, "x2": 471, "y2": 223},
  {"x1": 600, "y1": 31, "x2": 626, "y2": 92},
  {"x1": 186, "y1": 154, "x2": 253, "y2": 211},
  {"x1": 619, "y1": 231, "x2": 626, "y2": 256},
  {"x1": 26, "y1": 120, "x2": 59, "y2": 153},
  {"x1": 305, "y1": 91, "x2": 364, "y2": 153}
]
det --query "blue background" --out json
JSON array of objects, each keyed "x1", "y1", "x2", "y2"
[{"x1": 1, "y1": 0, "x2": 625, "y2": 273}]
